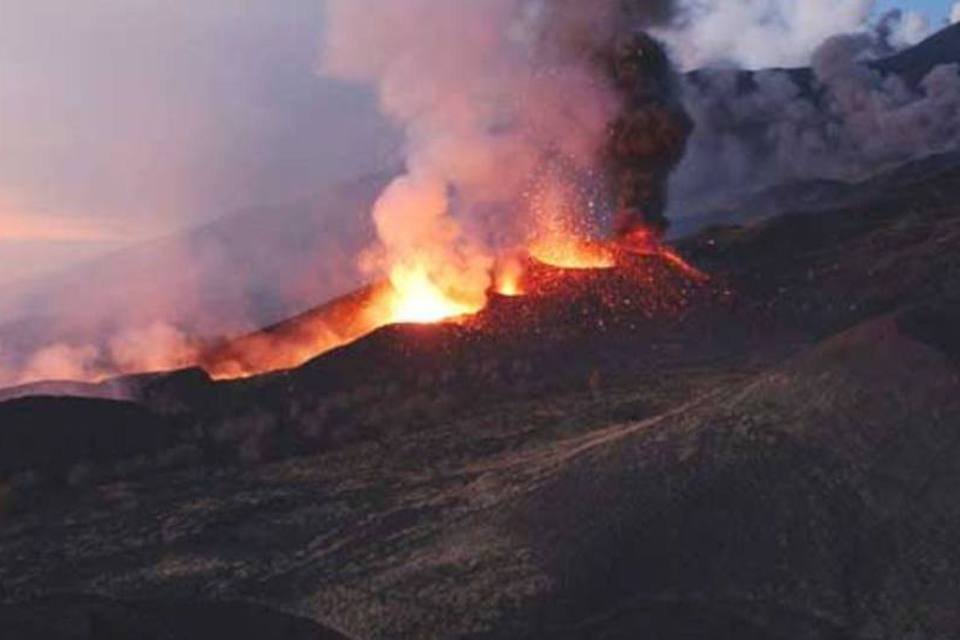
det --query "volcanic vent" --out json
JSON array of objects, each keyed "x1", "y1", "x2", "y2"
[{"x1": 198, "y1": 235, "x2": 711, "y2": 380}]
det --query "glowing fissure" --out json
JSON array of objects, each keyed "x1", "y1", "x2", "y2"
[
  {"x1": 493, "y1": 255, "x2": 526, "y2": 297},
  {"x1": 383, "y1": 263, "x2": 485, "y2": 324}
]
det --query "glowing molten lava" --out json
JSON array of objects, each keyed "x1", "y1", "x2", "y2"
[
  {"x1": 381, "y1": 264, "x2": 484, "y2": 324},
  {"x1": 493, "y1": 255, "x2": 527, "y2": 297},
  {"x1": 524, "y1": 178, "x2": 616, "y2": 271},
  {"x1": 618, "y1": 228, "x2": 708, "y2": 282},
  {"x1": 528, "y1": 235, "x2": 617, "y2": 270}
]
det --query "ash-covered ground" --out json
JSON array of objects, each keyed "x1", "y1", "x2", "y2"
[{"x1": 2, "y1": 148, "x2": 960, "y2": 639}]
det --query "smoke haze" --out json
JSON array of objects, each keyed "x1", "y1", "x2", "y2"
[
  {"x1": 671, "y1": 25, "x2": 960, "y2": 215},
  {"x1": 658, "y1": 0, "x2": 932, "y2": 70}
]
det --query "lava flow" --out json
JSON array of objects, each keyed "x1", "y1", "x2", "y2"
[
  {"x1": 199, "y1": 266, "x2": 481, "y2": 381},
  {"x1": 618, "y1": 227, "x2": 709, "y2": 282}
]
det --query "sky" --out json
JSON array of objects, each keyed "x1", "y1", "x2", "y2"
[
  {"x1": 0, "y1": 0, "x2": 956, "y2": 286},
  {"x1": 877, "y1": 0, "x2": 953, "y2": 23}
]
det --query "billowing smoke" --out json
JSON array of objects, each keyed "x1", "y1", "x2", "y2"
[
  {"x1": 649, "y1": 0, "x2": 958, "y2": 220},
  {"x1": 878, "y1": 10, "x2": 931, "y2": 49},
  {"x1": 657, "y1": 0, "x2": 931, "y2": 70},
  {"x1": 321, "y1": 0, "x2": 689, "y2": 307},
  {"x1": 670, "y1": 26, "x2": 960, "y2": 217},
  {"x1": 0, "y1": 321, "x2": 199, "y2": 389}
]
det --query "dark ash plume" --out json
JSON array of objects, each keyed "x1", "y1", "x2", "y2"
[
  {"x1": 599, "y1": 31, "x2": 692, "y2": 236},
  {"x1": 543, "y1": 1, "x2": 694, "y2": 236}
]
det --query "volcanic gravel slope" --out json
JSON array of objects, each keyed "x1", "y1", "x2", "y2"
[{"x1": 2, "y1": 155, "x2": 960, "y2": 639}]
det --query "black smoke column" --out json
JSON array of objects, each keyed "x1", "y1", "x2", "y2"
[{"x1": 602, "y1": 31, "x2": 692, "y2": 237}]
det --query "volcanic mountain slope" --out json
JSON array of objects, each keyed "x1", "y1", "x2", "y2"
[
  {"x1": 875, "y1": 20, "x2": 960, "y2": 86},
  {"x1": 672, "y1": 22, "x2": 960, "y2": 235},
  {"x1": 2, "y1": 153, "x2": 960, "y2": 639}
]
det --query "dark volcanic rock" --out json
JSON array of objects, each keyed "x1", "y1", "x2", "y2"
[
  {"x1": 0, "y1": 595, "x2": 350, "y2": 639},
  {"x1": 0, "y1": 397, "x2": 181, "y2": 484}
]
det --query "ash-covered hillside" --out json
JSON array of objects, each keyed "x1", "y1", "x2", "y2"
[{"x1": 1, "y1": 142, "x2": 960, "y2": 639}]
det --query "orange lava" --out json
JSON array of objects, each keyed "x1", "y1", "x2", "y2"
[
  {"x1": 202, "y1": 271, "x2": 483, "y2": 381},
  {"x1": 493, "y1": 255, "x2": 527, "y2": 297},
  {"x1": 617, "y1": 228, "x2": 709, "y2": 282},
  {"x1": 528, "y1": 235, "x2": 617, "y2": 270},
  {"x1": 379, "y1": 263, "x2": 484, "y2": 324}
]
